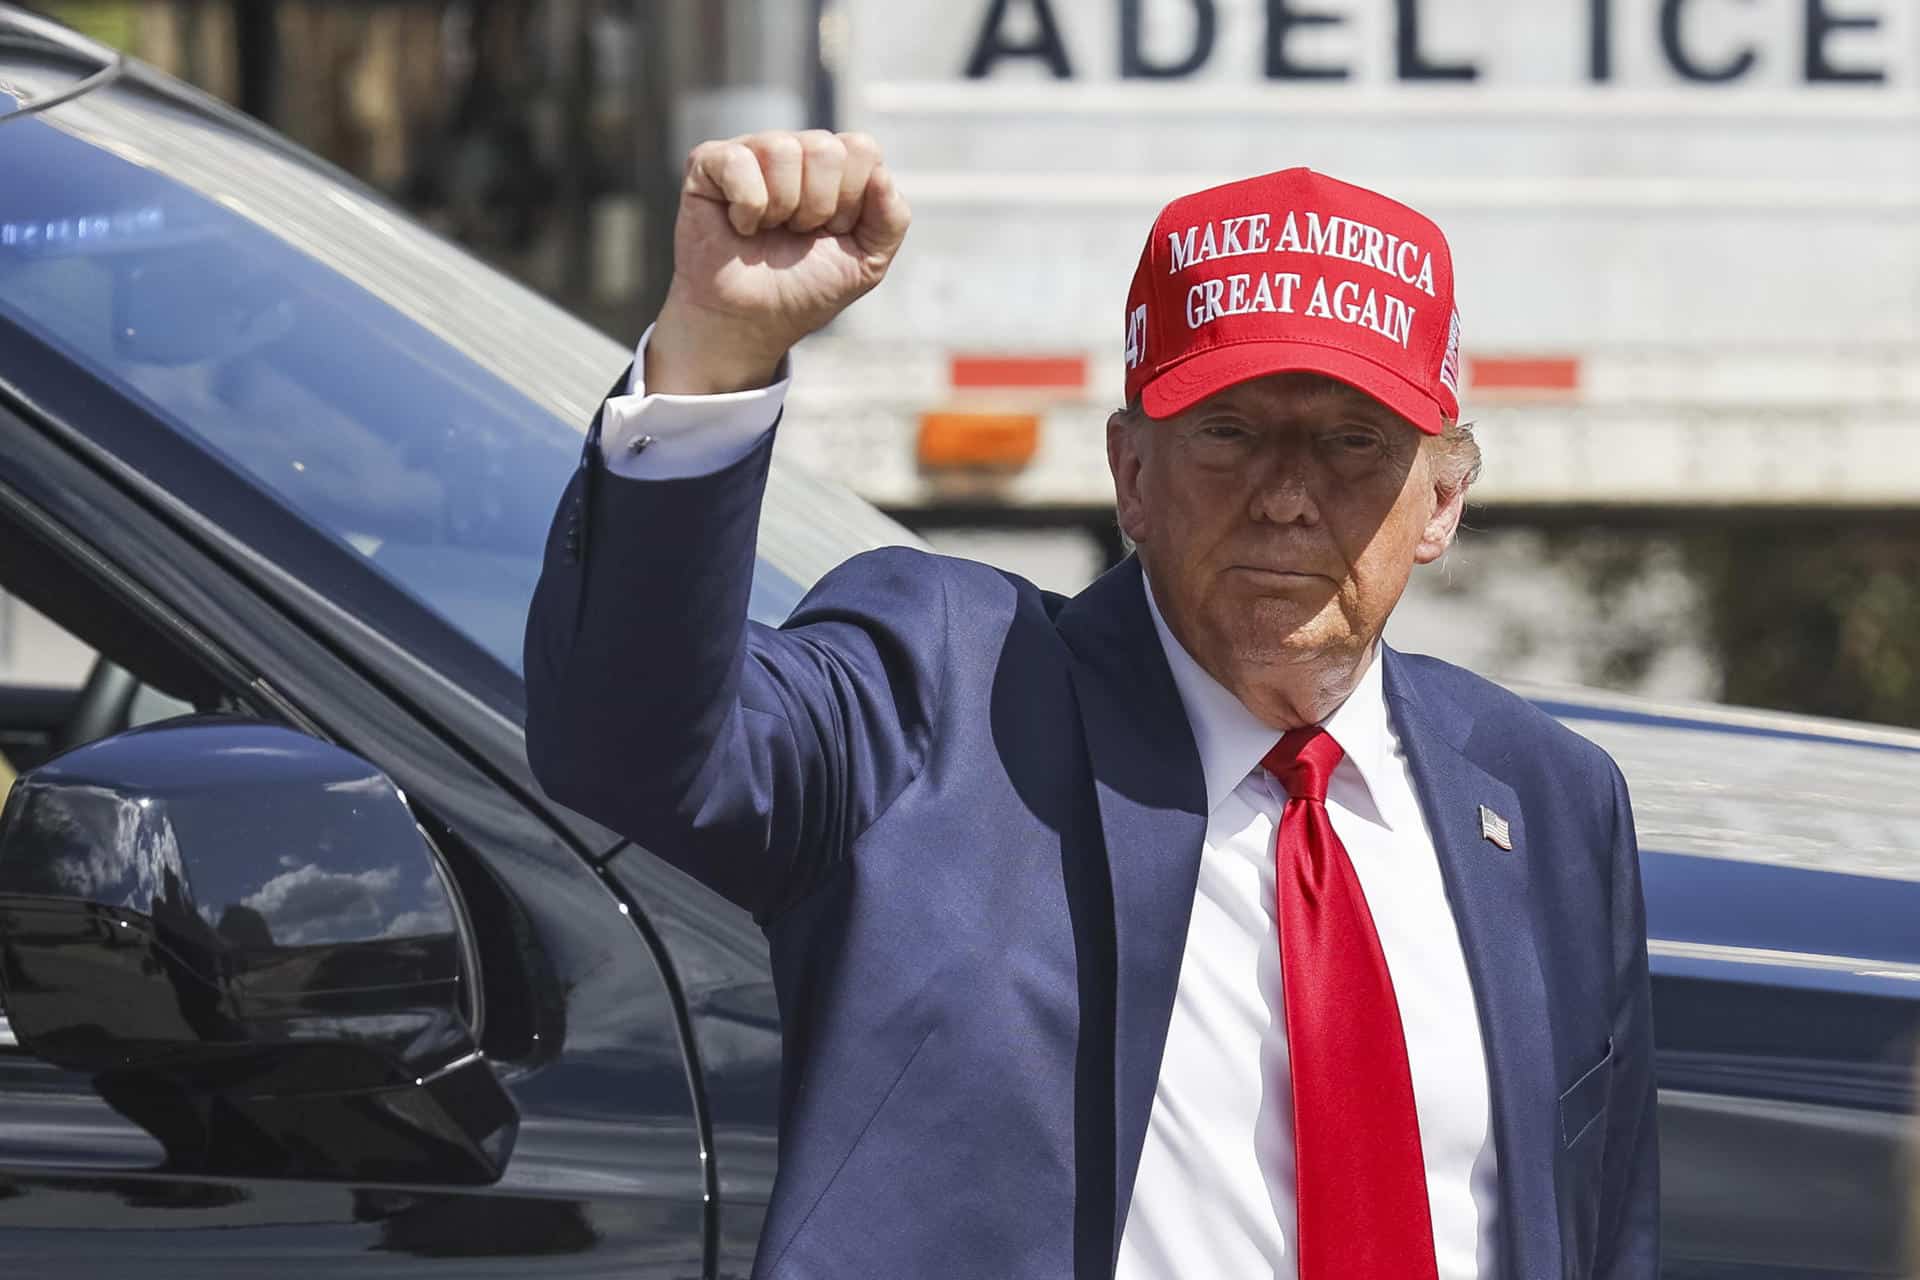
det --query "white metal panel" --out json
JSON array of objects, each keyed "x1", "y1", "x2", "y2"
[
  {"x1": 841, "y1": 0, "x2": 1919, "y2": 88},
  {"x1": 846, "y1": 183, "x2": 1920, "y2": 350},
  {"x1": 805, "y1": 0, "x2": 1920, "y2": 508},
  {"x1": 781, "y1": 340, "x2": 1920, "y2": 507}
]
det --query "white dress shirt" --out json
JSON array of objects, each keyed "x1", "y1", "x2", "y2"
[
  {"x1": 598, "y1": 325, "x2": 790, "y2": 480},
  {"x1": 1118, "y1": 579, "x2": 1501, "y2": 1279},
  {"x1": 601, "y1": 330, "x2": 1501, "y2": 1276}
]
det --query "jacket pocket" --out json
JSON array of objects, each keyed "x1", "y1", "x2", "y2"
[
  {"x1": 1560, "y1": 1035, "x2": 1613, "y2": 1149},
  {"x1": 762, "y1": 1023, "x2": 941, "y2": 1275},
  {"x1": 1557, "y1": 1036, "x2": 1613, "y2": 1277}
]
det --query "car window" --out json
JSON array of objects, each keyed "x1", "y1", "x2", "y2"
[
  {"x1": 0, "y1": 531, "x2": 219, "y2": 1056},
  {"x1": 0, "y1": 75, "x2": 919, "y2": 682},
  {"x1": 0, "y1": 593, "x2": 92, "y2": 689},
  {"x1": 0, "y1": 566, "x2": 211, "y2": 769},
  {"x1": 0, "y1": 592, "x2": 89, "y2": 1050},
  {"x1": 0, "y1": 592, "x2": 90, "y2": 798}
]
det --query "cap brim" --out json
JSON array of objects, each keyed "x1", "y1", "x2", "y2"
[{"x1": 1139, "y1": 340, "x2": 1445, "y2": 435}]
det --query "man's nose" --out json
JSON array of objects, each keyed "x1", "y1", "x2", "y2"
[{"x1": 1248, "y1": 448, "x2": 1318, "y2": 526}]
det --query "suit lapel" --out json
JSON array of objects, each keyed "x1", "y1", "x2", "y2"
[
  {"x1": 1055, "y1": 557, "x2": 1208, "y2": 1261},
  {"x1": 1383, "y1": 649, "x2": 1563, "y2": 1280}
]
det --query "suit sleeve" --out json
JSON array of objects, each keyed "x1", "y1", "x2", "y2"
[
  {"x1": 522, "y1": 394, "x2": 946, "y2": 923},
  {"x1": 1593, "y1": 757, "x2": 1661, "y2": 1278}
]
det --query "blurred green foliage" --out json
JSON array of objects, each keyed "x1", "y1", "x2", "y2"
[
  {"x1": 1540, "y1": 524, "x2": 1920, "y2": 730},
  {"x1": 1688, "y1": 527, "x2": 1920, "y2": 729},
  {"x1": 35, "y1": 0, "x2": 137, "y2": 50}
]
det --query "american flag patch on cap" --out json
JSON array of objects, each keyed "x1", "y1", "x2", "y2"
[{"x1": 1438, "y1": 308, "x2": 1462, "y2": 397}]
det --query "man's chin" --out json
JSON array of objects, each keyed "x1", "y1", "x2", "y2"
[
  {"x1": 1223, "y1": 610, "x2": 1354, "y2": 663},
  {"x1": 1232, "y1": 589, "x2": 1337, "y2": 630}
]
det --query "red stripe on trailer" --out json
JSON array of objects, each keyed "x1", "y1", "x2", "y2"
[
  {"x1": 1468, "y1": 357, "x2": 1580, "y2": 392},
  {"x1": 951, "y1": 355, "x2": 1088, "y2": 390}
]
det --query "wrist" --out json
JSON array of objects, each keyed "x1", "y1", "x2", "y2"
[{"x1": 646, "y1": 294, "x2": 790, "y2": 396}]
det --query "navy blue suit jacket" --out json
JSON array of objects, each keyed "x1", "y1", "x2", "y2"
[{"x1": 524, "y1": 411, "x2": 1659, "y2": 1279}]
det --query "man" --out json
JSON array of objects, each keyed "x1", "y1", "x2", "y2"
[{"x1": 524, "y1": 131, "x2": 1657, "y2": 1279}]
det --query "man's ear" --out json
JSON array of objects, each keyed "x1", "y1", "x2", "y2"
[
  {"x1": 1413, "y1": 468, "x2": 1467, "y2": 565},
  {"x1": 1108, "y1": 411, "x2": 1150, "y2": 544}
]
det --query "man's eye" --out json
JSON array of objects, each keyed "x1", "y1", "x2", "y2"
[
  {"x1": 1198, "y1": 424, "x2": 1249, "y2": 442},
  {"x1": 1331, "y1": 432, "x2": 1382, "y2": 452}
]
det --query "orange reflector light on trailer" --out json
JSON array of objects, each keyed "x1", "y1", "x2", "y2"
[
  {"x1": 1468, "y1": 356, "x2": 1580, "y2": 393},
  {"x1": 918, "y1": 412, "x2": 1040, "y2": 470},
  {"x1": 950, "y1": 354, "x2": 1087, "y2": 391}
]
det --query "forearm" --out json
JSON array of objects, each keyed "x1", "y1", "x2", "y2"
[
  {"x1": 524, "y1": 428, "x2": 775, "y2": 819},
  {"x1": 644, "y1": 290, "x2": 790, "y2": 396},
  {"x1": 525, "y1": 121, "x2": 912, "y2": 910},
  {"x1": 529, "y1": 311, "x2": 790, "y2": 798},
  {"x1": 524, "y1": 426, "x2": 951, "y2": 920}
]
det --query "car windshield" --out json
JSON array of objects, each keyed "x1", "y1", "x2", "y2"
[{"x1": 0, "y1": 67, "x2": 913, "y2": 681}]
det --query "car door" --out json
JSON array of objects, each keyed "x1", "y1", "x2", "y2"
[
  {"x1": 0, "y1": 401, "x2": 712, "y2": 1277},
  {"x1": 1544, "y1": 699, "x2": 1920, "y2": 1279}
]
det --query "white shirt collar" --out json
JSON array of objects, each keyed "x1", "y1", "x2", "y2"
[{"x1": 1141, "y1": 569, "x2": 1398, "y2": 828}]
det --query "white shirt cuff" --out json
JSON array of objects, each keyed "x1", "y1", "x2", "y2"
[{"x1": 599, "y1": 323, "x2": 790, "y2": 479}]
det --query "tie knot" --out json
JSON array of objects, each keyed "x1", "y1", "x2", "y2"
[{"x1": 1262, "y1": 726, "x2": 1344, "y2": 804}]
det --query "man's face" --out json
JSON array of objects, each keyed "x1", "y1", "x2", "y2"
[{"x1": 1108, "y1": 372, "x2": 1464, "y2": 716}]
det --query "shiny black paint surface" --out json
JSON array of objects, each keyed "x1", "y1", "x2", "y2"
[
  {"x1": 0, "y1": 400, "x2": 706, "y2": 1271},
  {"x1": 1, "y1": 719, "x2": 460, "y2": 957},
  {"x1": 606, "y1": 847, "x2": 781, "y2": 1277},
  {"x1": 1646, "y1": 847, "x2": 1920, "y2": 973},
  {"x1": 1641, "y1": 855, "x2": 1920, "y2": 1278},
  {"x1": 0, "y1": 719, "x2": 471, "y2": 1070},
  {"x1": 0, "y1": 1170, "x2": 699, "y2": 1278}
]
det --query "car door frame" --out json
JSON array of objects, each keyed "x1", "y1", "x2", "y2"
[{"x1": 0, "y1": 385, "x2": 721, "y2": 1275}]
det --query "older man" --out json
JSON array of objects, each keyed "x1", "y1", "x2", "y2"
[{"x1": 524, "y1": 132, "x2": 1658, "y2": 1280}]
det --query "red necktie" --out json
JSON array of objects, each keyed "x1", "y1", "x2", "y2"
[{"x1": 1264, "y1": 726, "x2": 1439, "y2": 1280}]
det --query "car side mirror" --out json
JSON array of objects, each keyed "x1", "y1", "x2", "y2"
[{"x1": 0, "y1": 717, "x2": 516, "y2": 1183}]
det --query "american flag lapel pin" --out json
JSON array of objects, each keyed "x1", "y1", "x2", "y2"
[{"x1": 1478, "y1": 804, "x2": 1513, "y2": 851}]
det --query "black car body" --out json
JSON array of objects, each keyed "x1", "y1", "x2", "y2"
[{"x1": 0, "y1": 10, "x2": 1915, "y2": 1276}]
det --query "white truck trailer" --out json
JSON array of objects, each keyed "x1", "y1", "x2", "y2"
[{"x1": 772, "y1": 0, "x2": 1920, "y2": 522}]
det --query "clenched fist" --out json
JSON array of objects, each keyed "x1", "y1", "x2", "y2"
[{"x1": 647, "y1": 130, "x2": 911, "y2": 396}]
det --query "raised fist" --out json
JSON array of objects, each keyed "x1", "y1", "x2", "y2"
[{"x1": 648, "y1": 130, "x2": 911, "y2": 396}]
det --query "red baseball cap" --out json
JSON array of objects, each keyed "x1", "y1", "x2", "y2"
[{"x1": 1122, "y1": 167, "x2": 1461, "y2": 434}]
